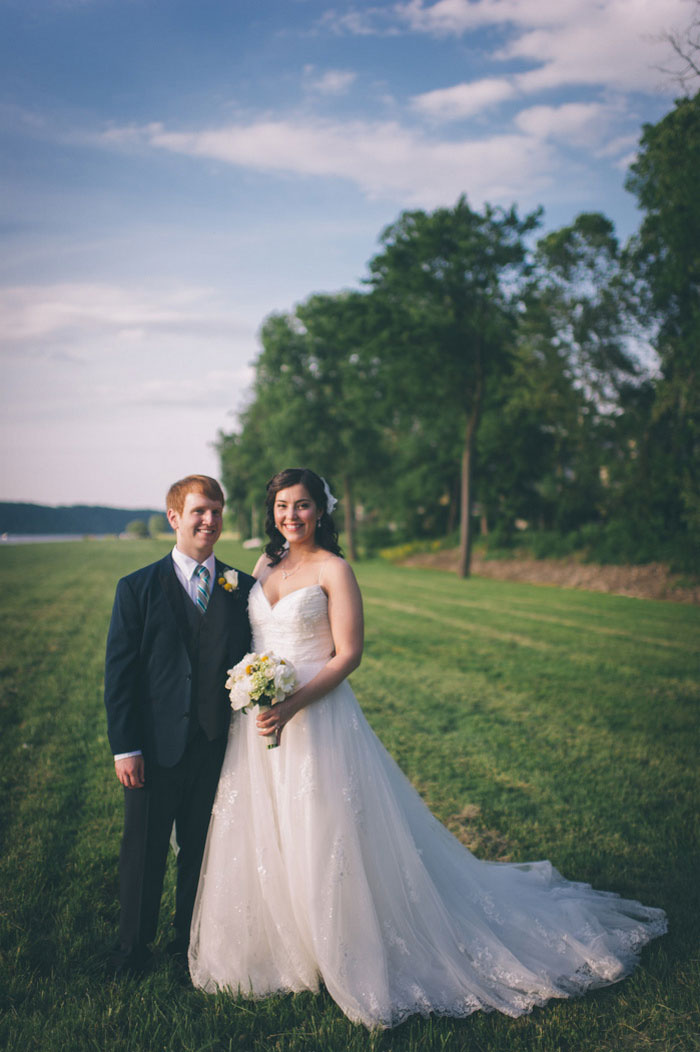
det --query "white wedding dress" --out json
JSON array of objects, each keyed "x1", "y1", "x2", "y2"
[{"x1": 188, "y1": 580, "x2": 666, "y2": 1028}]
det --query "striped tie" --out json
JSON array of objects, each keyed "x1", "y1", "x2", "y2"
[{"x1": 194, "y1": 564, "x2": 210, "y2": 613}]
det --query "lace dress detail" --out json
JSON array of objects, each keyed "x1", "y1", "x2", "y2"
[{"x1": 188, "y1": 581, "x2": 666, "y2": 1028}]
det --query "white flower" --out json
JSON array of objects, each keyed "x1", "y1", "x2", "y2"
[
  {"x1": 225, "y1": 651, "x2": 297, "y2": 712},
  {"x1": 218, "y1": 567, "x2": 239, "y2": 593},
  {"x1": 273, "y1": 660, "x2": 296, "y2": 699}
]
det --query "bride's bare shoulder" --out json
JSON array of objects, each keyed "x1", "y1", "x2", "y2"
[
  {"x1": 252, "y1": 553, "x2": 273, "y2": 580},
  {"x1": 320, "y1": 553, "x2": 359, "y2": 589}
]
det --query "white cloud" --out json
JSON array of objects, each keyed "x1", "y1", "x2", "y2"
[
  {"x1": 307, "y1": 69, "x2": 357, "y2": 95},
  {"x1": 98, "y1": 117, "x2": 556, "y2": 209},
  {"x1": 397, "y1": 0, "x2": 687, "y2": 94},
  {"x1": 514, "y1": 102, "x2": 612, "y2": 147},
  {"x1": 411, "y1": 77, "x2": 516, "y2": 120},
  {"x1": 614, "y1": 149, "x2": 639, "y2": 171},
  {"x1": 596, "y1": 132, "x2": 640, "y2": 158},
  {"x1": 397, "y1": 0, "x2": 581, "y2": 34},
  {"x1": 315, "y1": 6, "x2": 401, "y2": 36},
  {"x1": 0, "y1": 282, "x2": 253, "y2": 349}
]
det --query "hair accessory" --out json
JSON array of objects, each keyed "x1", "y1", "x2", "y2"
[{"x1": 320, "y1": 477, "x2": 338, "y2": 516}]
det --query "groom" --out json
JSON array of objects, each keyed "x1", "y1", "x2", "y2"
[{"x1": 104, "y1": 474, "x2": 254, "y2": 975}]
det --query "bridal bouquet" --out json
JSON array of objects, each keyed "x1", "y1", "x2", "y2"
[{"x1": 225, "y1": 652, "x2": 297, "y2": 749}]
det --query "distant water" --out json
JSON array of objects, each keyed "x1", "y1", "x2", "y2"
[{"x1": 1, "y1": 534, "x2": 106, "y2": 545}]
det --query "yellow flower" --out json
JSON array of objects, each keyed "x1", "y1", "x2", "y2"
[{"x1": 218, "y1": 569, "x2": 239, "y2": 593}]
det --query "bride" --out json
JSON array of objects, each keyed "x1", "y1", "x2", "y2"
[{"x1": 188, "y1": 468, "x2": 666, "y2": 1028}]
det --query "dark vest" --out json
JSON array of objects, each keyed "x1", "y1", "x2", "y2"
[{"x1": 181, "y1": 583, "x2": 232, "y2": 741}]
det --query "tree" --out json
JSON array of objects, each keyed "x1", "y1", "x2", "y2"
[
  {"x1": 125, "y1": 519, "x2": 148, "y2": 538},
  {"x1": 499, "y1": 213, "x2": 644, "y2": 538},
  {"x1": 219, "y1": 291, "x2": 385, "y2": 559},
  {"x1": 368, "y1": 196, "x2": 540, "y2": 576},
  {"x1": 148, "y1": 514, "x2": 168, "y2": 538},
  {"x1": 218, "y1": 403, "x2": 278, "y2": 540},
  {"x1": 660, "y1": 0, "x2": 700, "y2": 93},
  {"x1": 625, "y1": 92, "x2": 700, "y2": 563},
  {"x1": 531, "y1": 213, "x2": 642, "y2": 404}
]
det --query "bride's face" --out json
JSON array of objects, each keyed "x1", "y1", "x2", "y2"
[{"x1": 274, "y1": 484, "x2": 318, "y2": 547}]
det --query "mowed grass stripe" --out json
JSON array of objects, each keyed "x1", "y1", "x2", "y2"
[
  {"x1": 358, "y1": 572, "x2": 699, "y2": 686},
  {"x1": 0, "y1": 550, "x2": 124, "y2": 1021},
  {"x1": 361, "y1": 610, "x2": 699, "y2": 724},
  {"x1": 362, "y1": 590, "x2": 698, "y2": 690},
  {"x1": 357, "y1": 583, "x2": 698, "y2": 877},
  {"x1": 356, "y1": 626, "x2": 696, "y2": 794},
  {"x1": 356, "y1": 563, "x2": 699, "y2": 651},
  {"x1": 377, "y1": 585, "x2": 698, "y2": 653},
  {"x1": 364, "y1": 595, "x2": 554, "y2": 651}
]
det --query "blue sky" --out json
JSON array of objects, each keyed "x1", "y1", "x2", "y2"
[{"x1": 0, "y1": 0, "x2": 690, "y2": 508}]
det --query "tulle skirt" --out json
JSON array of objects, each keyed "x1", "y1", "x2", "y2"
[{"x1": 189, "y1": 669, "x2": 666, "y2": 1028}]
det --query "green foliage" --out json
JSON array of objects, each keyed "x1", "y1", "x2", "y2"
[
  {"x1": 378, "y1": 535, "x2": 459, "y2": 562},
  {"x1": 219, "y1": 291, "x2": 385, "y2": 557},
  {"x1": 148, "y1": 513, "x2": 168, "y2": 538},
  {"x1": 1, "y1": 542, "x2": 698, "y2": 1051},
  {"x1": 125, "y1": 518, "x2": 148, "y2": 538},
  {"x1": 368, "y1": 196, "x2": 541, "y2": 575},
  {"x1": 218, "y1": 98, "x2": 699, "y2": 573},
  {"x1": 624, "y1": 91, "x2": 700, "y2": 556},
  {"x1": 474, "y1": 211, "x2": 645, "y2": 545}
]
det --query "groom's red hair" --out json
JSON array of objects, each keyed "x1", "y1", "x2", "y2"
[{"x1": 166, "y1": 475, "x2": 225, "y2": 515}]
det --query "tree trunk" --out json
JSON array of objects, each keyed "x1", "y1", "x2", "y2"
[
  {"x1": 457, "y1": 423, "x2": 473, "y2": 578},
  {"x1": 458, "y1": 377, "x2": 482, "y2": 578},
  {"x1": 343, "y1": 473, "x2": 357, "y2": 561}
]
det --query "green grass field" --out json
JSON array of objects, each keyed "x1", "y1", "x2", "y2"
[{"x1": 1, "y1": 540, "x2": 698, "y2": 1052}]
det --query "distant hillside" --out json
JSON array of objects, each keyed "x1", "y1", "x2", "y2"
[{"x1": 0, "y1": 502, "x2": 164, "y2": 535}]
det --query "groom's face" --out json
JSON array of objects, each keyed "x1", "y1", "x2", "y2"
[{"x1": 168, "y1": 490, "x2": 223, "y2": 561}]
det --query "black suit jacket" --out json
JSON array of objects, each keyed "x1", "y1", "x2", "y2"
[{"x1": 104, "y1": 553, "x2": 254, "y2": 767}]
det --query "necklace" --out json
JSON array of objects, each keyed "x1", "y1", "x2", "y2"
[{"x1": 281, "y1": 558, "x2": 306, "y2": 580}]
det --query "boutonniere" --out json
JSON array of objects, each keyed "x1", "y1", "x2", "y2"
[{"x1": 217, "y1": 568, "x2": 239, "y2": 594}]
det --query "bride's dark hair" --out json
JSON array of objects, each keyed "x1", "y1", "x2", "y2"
[{"x1": 264, "y1": 468, "x2": 342, "y2": 566}]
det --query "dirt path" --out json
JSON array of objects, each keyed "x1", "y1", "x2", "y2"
[{"x1": 400, "y1": 549, "x2": 700, "y2": 604}]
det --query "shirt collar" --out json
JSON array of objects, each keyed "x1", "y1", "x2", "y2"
[{"x1": 171, "y1": 546, "x2": 216, "y2": 581}]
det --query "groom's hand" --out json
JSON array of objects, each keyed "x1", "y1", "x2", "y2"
[{"x1": 115, "y1": 755, "x2": 145, "y2": 789}]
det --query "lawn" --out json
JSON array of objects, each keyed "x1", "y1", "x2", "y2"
[{"x1": 0, "y1": 539, "x2": 698, "y2": 1051}]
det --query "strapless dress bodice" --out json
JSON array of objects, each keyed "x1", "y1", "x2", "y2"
[{"x1": 248, "y1": 581, "x2": 334, "y2": 674}]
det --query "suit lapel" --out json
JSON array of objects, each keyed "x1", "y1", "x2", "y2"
[
  {"x1": 210, "y1": 559, "x2": 247, "y2": 630},
  {"x1": 208, "y1": 561, "x2": 228, "y2": 619}
]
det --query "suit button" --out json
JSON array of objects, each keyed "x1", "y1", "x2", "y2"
[
  {"x1": 185, "y1": 674, "x2": 192, "y2": 681},
  {"x1": 183, "y1": 712, "x2": 190, "y2": 720}
]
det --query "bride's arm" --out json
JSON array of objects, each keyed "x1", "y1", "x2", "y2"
[{"x1": 256, "y1": 558, "x2": 363, "y2": 740}]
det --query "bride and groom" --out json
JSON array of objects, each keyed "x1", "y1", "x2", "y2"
[{"x1": 105, "y1": 470, "x2": 666, "y2": 1028}]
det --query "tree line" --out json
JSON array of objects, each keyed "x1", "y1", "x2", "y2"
[
  {"x1": 218, "y1": 92, "x2": 700, "y2": 577},
  {"x1": 0, "y1": 502, "x2": 162, "y2": 536}
]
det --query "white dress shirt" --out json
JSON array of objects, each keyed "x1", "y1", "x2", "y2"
[
  {"x1": 170, "y1": 546, "x2": 216, "y2": 605},
  {"x1": 113, "y1": 547, "x2": 216, "y2": 761}
]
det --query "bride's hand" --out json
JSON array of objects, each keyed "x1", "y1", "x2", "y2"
[{"x1": 256, "y1": 696, "x2": 295, "y2": 744}]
